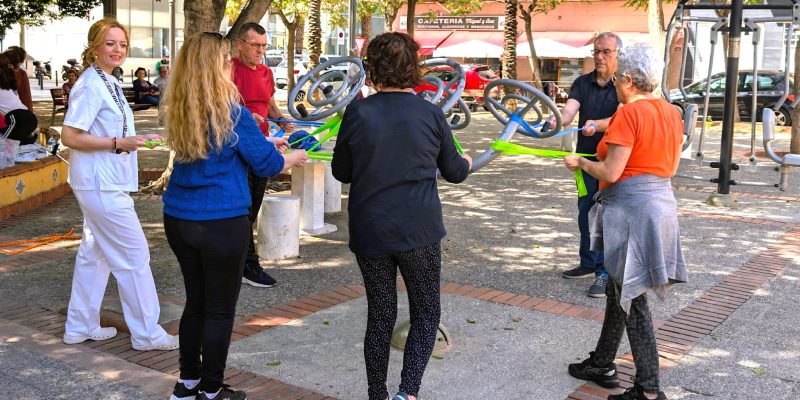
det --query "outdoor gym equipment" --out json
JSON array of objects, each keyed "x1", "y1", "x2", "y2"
[
  {"x1": 414, "y1": 58, "x2": 471, "y2": 131},
  {"x1": 470, "y1": 79, "x2": 563, "y2": 172},
  {"x1": 288, "y1": 56, "x2": 365, "y2": 121},
  {"x1": 663, "y1": 0, "x2": 800, "y2": 192}
]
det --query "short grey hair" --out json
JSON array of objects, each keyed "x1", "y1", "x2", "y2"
[
  {"x1": 617, "y1": 44, "x2": 663, "y2": 93},
  {"x1": 594, "y1": 32, "x2": 623, "y2": 50}
]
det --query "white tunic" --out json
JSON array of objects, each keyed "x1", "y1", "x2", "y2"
[
  {"x1": 0, "y1": 89, "x2": 27, "y2": 114},
  {"x1": 63, "y1": 67, "x2": 138, "y2": 192}
]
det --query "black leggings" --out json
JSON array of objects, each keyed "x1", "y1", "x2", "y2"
[
  {"x1": 592, "y1": 280, "x2": 660, "y2": 392},
  {"x1": 163, "y1": 214, "x2": 249, "y2": 393},
  {"x1": 355, "y1": 242, "x2": 442, "y2": 400},
  {"x1": 1, "y1": 109, "x2": 38, "y2": 145},
  {"x1": 245, "y1": 169, "x2": 269, "y2": 266}
]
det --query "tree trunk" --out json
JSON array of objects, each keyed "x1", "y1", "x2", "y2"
[
  {"x1": 360, "y1": 12, "x2": 372, "y2": 40},
  {"x1": 184, "y1": 0, "x2": 226, "y2": 37},
  {"x1": 227, "y1": 0, "x2": 273, "y2": 41},
  {"x1": 519, "y1": 5, "x2": 541, "y2": 89},
  {"x1": 502, "y1": 0, "x2": 517, "y2": 80},
  {"x1": 385, "y1": 8, "x2": 398, "y2": 32},
  {"x1": 308, "y1": 0, "x2": 322, "y2": 70},
  {"x1": 406, "y1": 0, "x2": 417, "y2": 38},
  {"x1": 648, "y1": 0, "x2": 664, "y2": 96},
  {"x1": 791, "y1": 36, "x2": 800, "y2": 154},
  {"x1": 295, "y1": 18, "x2": 305, "y2": 56}
]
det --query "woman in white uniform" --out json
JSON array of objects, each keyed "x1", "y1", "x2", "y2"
[{"x1": 60, "y1": 17, "x2": 178, "y2": 351}]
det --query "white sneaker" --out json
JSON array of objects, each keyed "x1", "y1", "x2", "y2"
[
  {"x1": 133, "y1": 333, "x2": 179, "y2": 351},
  {"x1": 63, "y1": 327, "x2": 118, "y2": 344}
]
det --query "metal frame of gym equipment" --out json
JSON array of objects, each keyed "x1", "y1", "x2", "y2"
[{"x1": 663, "y1": 0, "x2": 800, "y2": 193}]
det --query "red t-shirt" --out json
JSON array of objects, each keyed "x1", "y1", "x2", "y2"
[
  {"x1": 597, "y1": 98, "x2": 683, "y2": 190},
  {"x1": 231, "y1": 57, "x2": 276, "y2": 136}
]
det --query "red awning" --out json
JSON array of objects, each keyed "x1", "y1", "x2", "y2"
[{"x1": 407, "y1": 30, "x2": 455, "y2": 55}]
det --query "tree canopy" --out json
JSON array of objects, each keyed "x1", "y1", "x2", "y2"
[{"x1": 0, "y1": 0, "x2": 102, "y2": 35}]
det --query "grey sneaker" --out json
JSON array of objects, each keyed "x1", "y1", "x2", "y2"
[
  {"x1": 588, "y1": 277, "x2": 607, "y2": 298},
  {"x1": 562, "y1": 266, "x2": 596, "y2": 279}
]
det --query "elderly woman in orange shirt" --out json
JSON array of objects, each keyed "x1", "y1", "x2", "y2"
[{"x1": 563, "y1": 44, "x2": 687, "y2": 400}]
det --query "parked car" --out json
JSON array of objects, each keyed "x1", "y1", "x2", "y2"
[
  {"x1": 273, "y1": 57, "x2": 308, "y2": 89},
  {"x1": 669, "y1": 70, "x2": 795, "y2": 126},
  {"x1": 414, "y1": 64, "x2": 500, "y2": 111}
]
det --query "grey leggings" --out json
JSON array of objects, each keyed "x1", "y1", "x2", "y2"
[
  {"x1": 355, "y1": 242, "x2": 441, "y2": 400},
  {"x1": 592, "y1": 280, "x2": 660, "y2": 392}
]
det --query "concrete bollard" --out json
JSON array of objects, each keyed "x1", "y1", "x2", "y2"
[
  {"x1": 292, "y1": 161, "x2": 337, "y2": 235},
  {"x1": 323, "y1": 163, "x2": 342, "y2": 213},
  {"x1": 257, "y1": 195, "x2": 300, "y2": 260}
]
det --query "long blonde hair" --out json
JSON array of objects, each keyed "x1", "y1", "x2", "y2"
[
  {"x1": 81, "y1": 17, "x2": 129, "y2": 70},
  {"x1": 165, "y1": 33, "x2": 241, "y2": 162}
]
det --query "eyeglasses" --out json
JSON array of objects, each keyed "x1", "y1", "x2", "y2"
[
  {"x1": 239, "y1": 38, "x2": 268, "y2": 50},
  {"x1": 592, "y1": 49, "x2": 618, "y2": 57},
  {"x1": 202, "y1": 32, "x2": 224, "y2": 40}
]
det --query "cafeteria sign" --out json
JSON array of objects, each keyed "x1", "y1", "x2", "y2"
[{"x1": 400, "y1": 16, "x2": 505, "y2": 30}]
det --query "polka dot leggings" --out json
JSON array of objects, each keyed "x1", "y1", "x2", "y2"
[{"x1": 355, "y1": 242, "x2": 441, "y2": 400}]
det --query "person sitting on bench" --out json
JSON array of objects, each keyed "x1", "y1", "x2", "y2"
[
  {"x1": 132, "y1": 67, "x2": 160, "y2": 105},
  {"x1": 0, "y1": 53, "x2": 38, "y2": 145}
]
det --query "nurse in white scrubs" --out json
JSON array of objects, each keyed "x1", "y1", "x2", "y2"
[{"x1": 60, "y1": 17, "x2": 178, "y2": 351}]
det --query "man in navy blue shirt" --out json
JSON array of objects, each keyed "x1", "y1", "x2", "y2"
[{"x1": 546, "y1": 32, "x2": 622, "y2": 298}]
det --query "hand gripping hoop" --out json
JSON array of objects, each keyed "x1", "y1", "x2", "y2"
[{"x1": 288, "y1": 56, "x2": 366, "y2": 120}]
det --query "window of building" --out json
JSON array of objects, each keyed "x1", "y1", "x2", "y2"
[{"x1": 130, "y1": 27, "x2": 154, "y2": 58}]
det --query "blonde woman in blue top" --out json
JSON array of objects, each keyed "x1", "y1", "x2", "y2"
[{"x1": 162, "y1": 32, "x2": 307, "y2": 400}]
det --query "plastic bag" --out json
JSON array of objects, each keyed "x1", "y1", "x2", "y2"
[{"x1": 0, "y1": 137, "x2": 20, "y2": 168}]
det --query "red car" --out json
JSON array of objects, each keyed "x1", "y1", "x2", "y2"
[{"x1": 415, "y1": 64, "x2": 500, "y2": 111}]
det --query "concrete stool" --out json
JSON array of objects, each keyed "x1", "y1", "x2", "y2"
[
  {"x1": 257, "y1": 195, "x2": 300, "y2": 260},
  {"x1": 323, "y1": 163, "x2": 342, "y2": 213},
  {"x1": 291, "y1": 161, "x2": 337, "y2": 235}
]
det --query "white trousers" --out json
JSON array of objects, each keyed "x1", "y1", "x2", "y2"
[{"x1": 66, "y1": 189, "x2": 169, "y2": 348}]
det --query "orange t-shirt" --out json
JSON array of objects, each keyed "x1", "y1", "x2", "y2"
[{"x1": 596, "y1": 98, "x2": 683, "y2": 190}]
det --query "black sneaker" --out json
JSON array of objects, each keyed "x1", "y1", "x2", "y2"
[
  {"x1": 588, "y1": 277, "x2": 608, "y2": 298},
  {"x1": 197, "y1": 386, "x2": 247, "y2": 400},
  {"x1": 607, "y1": 381, "x2": 667, "y2": 400},
  {"x1": 568, "y1": 352, "x2": 619, "y2": 388},
  {"x1": 562, "y1": 266, "x2": 596, "y2": 279},
  {"x1": 169, "y1": 381, "x2": 199, "y2": 400},
  {"x1": 242, "y1": 263, "x2": 277, "y2": 288}
]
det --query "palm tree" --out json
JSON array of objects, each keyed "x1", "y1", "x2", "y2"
[
  {"x1": 308, "y1": 0, "x2": 322, "y2": 70},
  {"x1": 502, "y1": 0, "x2": 518, "y2": 80}
]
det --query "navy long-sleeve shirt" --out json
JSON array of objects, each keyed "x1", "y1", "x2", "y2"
[{"x1": 332, "y1": 91, "x2": 470, "y2": 257}]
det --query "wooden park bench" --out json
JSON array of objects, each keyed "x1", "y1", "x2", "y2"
[{"x1": 49, "y1": 88, "x2": 68, "y2": 126}]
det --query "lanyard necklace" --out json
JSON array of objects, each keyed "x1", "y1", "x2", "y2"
[{"x1": 92, "y1": 64, "x2": 128, "y2": 139}]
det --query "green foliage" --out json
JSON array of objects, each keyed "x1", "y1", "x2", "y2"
[
  {"x1": 0, "y1": 0, "x2": 101, "y2": 33},
  {"x1": 224, "y1": 0, "x2": 250, "y2": 26},
  {"x1": 322, "y1": 0, "x2": 348, "y2": 29},
  {"x1": 439, "y1": 0, "x2": 484, "y2": 15}
]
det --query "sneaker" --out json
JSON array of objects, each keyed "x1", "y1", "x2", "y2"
[
  {"x1": 242, "y1": 263, "x2": 277, "y2": 288},
  {"x1": 392, "y1": 392, "x2": 411, "y2": 400},
  {"x1": 588, "y1": 277, "x2": 608, "y2": 298},
  {"x1": 169, "y1": 380, "x2": 199, "y2": 400},
  {"x1": 133, "y1": 333, "x2": 179, "y2": 351},
  {"x1": 562, "y1": 266, "x2": 596, "y2": 279},
  {"x1": 607, "y1": 381, "x2": 667, "y2": 400},
  {"x1": 63, "y1": 326, "x2": 118, "y2": 344},
  {"x1": 197, "y1": 386, "x2": 247, "y2": 400},
  {"x1": 568, "y1": 352, "x2": 619, "y2": 388}
]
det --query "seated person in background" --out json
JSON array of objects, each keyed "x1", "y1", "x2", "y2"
[
  {"x1": 4, "y1": 46, "x2": 32, "y2": 111},
  {"x1": 153, "y1": 65, "x2": 169, "y2": 94},
  {"x1": 132, "y1": 67, "x2": 160, "y2": 105},
  {"x1": 0, "y1": 53, "x2": 38, "y2": 145},
  {"x1": 62, "y1": 68, "x2": 78, "y2": 103}
]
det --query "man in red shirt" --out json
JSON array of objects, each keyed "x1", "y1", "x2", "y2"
[{"x1": 232, "y1": 22, "x2": 292, "y2": 288}]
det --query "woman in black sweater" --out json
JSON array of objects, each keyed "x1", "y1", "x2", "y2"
[{"x1": 332, "y1": 32, "x2": 472, "y2": 400}]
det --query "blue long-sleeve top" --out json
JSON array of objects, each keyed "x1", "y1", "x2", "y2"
[{"x1": 163, "y1": 107, "x2": 285, "y2": 221}]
